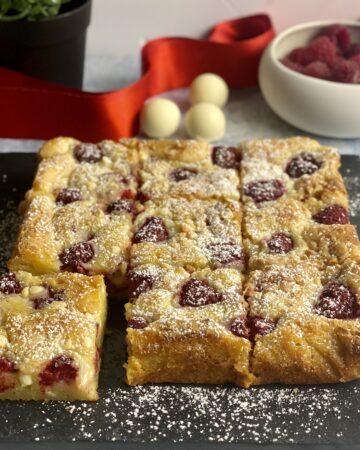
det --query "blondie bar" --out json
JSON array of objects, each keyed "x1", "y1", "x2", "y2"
[{"x1": 0, "y1": 271, "x2": 106, "y2": 400}]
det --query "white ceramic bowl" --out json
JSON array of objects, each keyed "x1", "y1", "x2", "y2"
[{"x1": 259, "y1": 20, "x2": 360, "y2": 138}]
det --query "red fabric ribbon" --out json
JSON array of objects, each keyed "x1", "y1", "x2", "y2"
[{"x1": 0, "y1": 14, "x2": 274, "y2": 141}]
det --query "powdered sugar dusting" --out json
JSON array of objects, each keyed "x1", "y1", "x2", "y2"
[
  {"x1": 1, "y1": 380, "x2": 359, "y2": 443},
  {"x1": 0, "y1": 200, "x2": 21, "y2": 272},
  {"x1": 0, "y1": 147, "x2": 360, "y2": 444},
  {"x1": 344, "y1": 174, "x2": 360, "y2": 217},
  {"x1": 0, "y1": 325, "x2": 359, "y2": 443}
]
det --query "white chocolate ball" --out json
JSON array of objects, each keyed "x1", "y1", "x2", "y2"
[
  {"x1": 189, "y1": 73, "x2": 229, "y2": 107},
  {"x1": 185, "y1": 102, "x2": 226, "y2": 141},
  {"x1": 140, "y1": 98, "x2": 181, "y2": 138}
]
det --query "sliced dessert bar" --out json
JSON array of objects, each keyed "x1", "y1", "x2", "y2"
[
  {"x1": 243, "y1": 196, "x2": 360, "y2": 270},
  {"x1": 21, "y1": 137, "x2": 139, "y2": 213},
  {"x1": 9, "y1": 195, "x2": 133, "y2": 288},
  {"x1": 244, "y1": 260, "x2": 360, "y2": 385},
  {"x1": 125, "y1": 265, "x2": 253, "y2": 386},
  {"x1": 0, "y1": 271, "x2": 106, "y2": 400},
  {"x1": 130, "y1": 139, "x2": 241, "y2": 202},
  {"x1": 240, "y1": 137, "x2": 349, "y2": 221},
  {"x1": 130, "y1": 197, "x2": 245, "y2": 273}
]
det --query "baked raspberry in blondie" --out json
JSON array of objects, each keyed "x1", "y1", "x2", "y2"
[
  {"x1": 130, "y1": 197, "x2": 245, "y2": 273},
  {"x1": 0, "y1": 271, "x2": 106, "y2": 400},
  {"x1": 125, "y1": 266, "x2": 253, "y2": 386},
  {"x1": 6, "y1": 135, "x2": 360, "y2": 393},
  {"x1": 131, "y1": 139, "x2": 240, "y2": 202},
  {"x1": 243, "y1": 197, "x2": 360, "y2": 271},
  {"x1": 9, "y1": 196, "x2": 133, "y2": 288},
  {"x1": 240, "y1": 137, "x2": 349, "y2": 220},
  {"x1": 21, "y1": 137, "x2": 139, "y2": 213},
  {"x1": 245, "y1": 260, "x2": 360, "y2": 385}
]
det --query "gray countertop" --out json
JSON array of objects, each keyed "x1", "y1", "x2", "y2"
[{"x1": 1, "y1": 56, "x2": 360, "y2": 156}]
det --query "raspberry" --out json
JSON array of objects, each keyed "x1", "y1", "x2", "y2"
[
  {"x1": 39, "y1": 355, "x2": 78, "y2": 387},
  {"x1": 73, "y1": 143, "x2": 103, "y2": 163},
  {"x1": 179, "y1": 279, "x2": 223, "y2": 307},
  {"x1": 348, "y1": 43, "x2": 360, "y2": 57},
  {"x1": 120, "y1": 189, "x2": 136, "y2": 200},
  {"x1": 170, "y1": 168, "x2": 198, "y2": 182},
  {"x1": 314, "y1": 282, "x2": 360, "y2": 319},
  {"x1": 107, "y1": 199, "x2": 133, "y2": 214},
  {"x1": 321, "y1": 25, "x2": 351, "y2": 53},
  {"x1": 133, "y1": 217, "x2": 169, "y2": 243},
  {"x1": 267, "y1": 232, "x2": 294, "y2": 254},
  {"x1": 0, "y1": 357, "x2": 17, "y2": 393},
  {"x1": 309, "y1": 36, "x2": 337, "y2": 65},
  {"x1": 350, "y1": 54, "x2": 360, "y2": 69},
  {"x1": 0, "y1": 357, "x2": 17, "y2": 373},
  {"x1": 229, "y1": 317, "x2": 249, "y2": 339},
  {"x1": 333, "y1": 60, "x2": 359, "y2": 83},
  {"x1": 286, "y1": 152, "x2": 321, "y2": 178},
  {"x1": 0, "y1": 273, "x2": 21, "y2": 295},
  {"x1": 56, "y1": 188, "x2": 82, "y2": 205},
  {"x1": 212, "y1": 146, "x2": 241, "y2": 169},
  {"x1": 206, "y1": 242, "x2": 245, "y2": 267},
  {"x1": 32, "y1": 285, "x2": 65, "y2": 310},
  {"x1": 59, "y1": 241, "x2": 95, "y2": 273},
  {"x1": 336, "y1": 27, "x2": 352, "y2": 53},
  {"x1": 280, "y1": 58, "x2": 303, "y2": 72},
  {"x1": 284, "y1": 25, "x2": 360, "y2": 83},
  {"x1": 302, "y1": 61, "x2": 332, "y2": 80},
  {"x1": 244, "y1": 179, "x2": 285, "y2": 203},
  {"x1": 289, "y1": 37, "x2": 336, "y2": 66},
  {"x1": 248, "y1": 316, "x2": 276, "y2": 340},
  {"x1": 128, "y1": 317, "x2": 148, "y2": 329},
  {"x1": 128, "y1": 270, "x2": 156, "y2": 299},
  {"x1": 136, "y1": 191, "x2": 151, "y2": 203},
  {"x1": 312, "y1": 205, "x2": 349, "y2": 225},
  {"x1": 288, "y1": 47, "x2": 313, "y2": 66}
]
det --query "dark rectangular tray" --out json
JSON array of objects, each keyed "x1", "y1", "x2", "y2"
[{"x1": 0, "y1": 153, "x2": 360, "y2": 450}]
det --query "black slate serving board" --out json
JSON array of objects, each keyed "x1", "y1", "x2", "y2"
[{"x1": 0, "y1": 153, "x2": 360, "y2": 450}]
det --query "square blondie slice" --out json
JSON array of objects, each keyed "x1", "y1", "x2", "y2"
[
  {"x1": 242, "y1": 196, "x2": 360, "y2": 271},
  {"x1": 240, "y1": 137, "x2": 350, "y2": 224},
  {"x1": 9, "y1": 195, "x2": 133, "y2": 288},
  {"x1": 244, "y1": 260, "x2": 360, "y2": 385},
  {"x1": 125, "y1": 265, "x2": 253, "y2": 387},
  {"x1": 242, "y1": 197, "x2": 311, "y2": 269},
  {"x1": 130, "y1": 197, "x2": 245, "y2": 273},
  {"x1": 21, "y1": 137, "x2": 139, "y2": 213},
  {"x1": 0, "y1": 271, "x2": 106, "y2": 400},
  {"x1": 130, "y1": 139, "x2": 241, "y2": 202}
]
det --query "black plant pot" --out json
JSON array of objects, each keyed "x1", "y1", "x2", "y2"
[{"x1": 0, "y1": 0, "x2": 92, "y2": 88}]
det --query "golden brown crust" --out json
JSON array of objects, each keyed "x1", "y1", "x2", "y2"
[
  {"x1": 240, "y1": 137, "x2": 348, "y2": 214},
  {"x1": 251, "y1": 314, "x2": 360, "y2": 385},
  {"x1": 0, "y1": 271, "x2": 106, "y2": 400},
  {"x1": 6, "y1": 135, "x2": 360, "y2": 391},
  {"x1": 131, "y1": 198, "x2": 244, "y2": 273},
  {"x1": 21, "y1": 137, "x2": 139, "y2": 213},
  {"x1": 125, "y1": 320, "x2": 253, "y2": 387},
  {"x1": 134, "y1": 138, "x2": 240, "y2": 202},
  {"x1": 9, "y1": 196, "x2": 133, "y2": 288}
]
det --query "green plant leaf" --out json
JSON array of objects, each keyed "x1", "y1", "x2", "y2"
[{"x1": 0, "y1": 0, "x2": 74, "y2": 21}]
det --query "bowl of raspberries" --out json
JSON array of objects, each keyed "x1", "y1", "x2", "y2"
[{"x1": 259, "y1": 21, "x2": 360, "y2": 138}]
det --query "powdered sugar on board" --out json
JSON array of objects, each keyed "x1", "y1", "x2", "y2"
[
  {"x1": 344, "y1": 172, "x2": 360, "y2": 218},
  {"x1": 0, "y1": 154, "x2": 360, "y2": 446},
  {"x1": 0, "y1": 328, "x2": 359, "y2": 444},
  {"x1": 0, "y1": 200, "x2": 21, "y2": 272}
]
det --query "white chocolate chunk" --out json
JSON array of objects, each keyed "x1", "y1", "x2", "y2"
[{"x1": 19, "y1": 374, "x2": 33, "y2": 387}]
